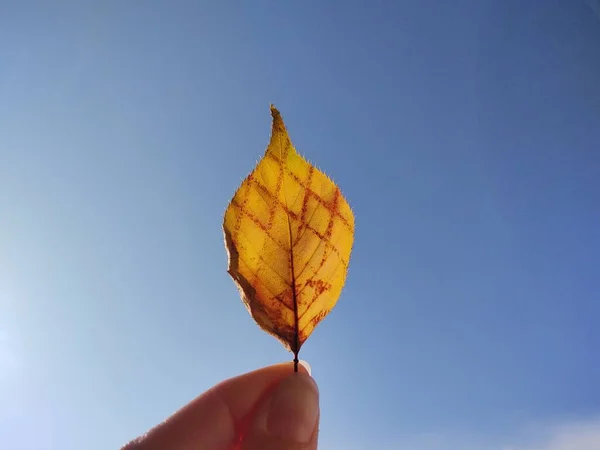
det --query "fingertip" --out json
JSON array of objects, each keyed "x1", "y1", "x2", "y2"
[{"x1": 241, "y1": 371, "x2": 320, "y2": 448}]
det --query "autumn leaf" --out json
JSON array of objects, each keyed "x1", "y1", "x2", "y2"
[{"x1": 223, "y1": 105, "x2": 354, "y2": 370}]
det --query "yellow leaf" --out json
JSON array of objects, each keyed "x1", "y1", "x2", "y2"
[{"x1": 223, "y1": 105, "x2": 354, "y2": 370}]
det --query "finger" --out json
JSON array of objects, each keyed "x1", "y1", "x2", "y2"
[
  {"x1": 121, "y1": 361, "x2": 311, "y2": 450},
  {"x1": 240, "y1": 372, "x2": 320, "y2": 450}
]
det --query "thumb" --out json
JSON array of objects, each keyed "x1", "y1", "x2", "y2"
[{"x1": 240, "y1": 371, "x2": 320, "y2": 450}]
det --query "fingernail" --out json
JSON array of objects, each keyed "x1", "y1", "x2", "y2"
[
  {"x1": 299, "y1": 360, "x2": 312, "y2": 375},
  {"x1": 259, "y1": 373, "x2": 319, "y2": 444}
]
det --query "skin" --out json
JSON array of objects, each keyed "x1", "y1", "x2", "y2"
[{"x1": 121, "y1": 362, "x2": 320, "y2": 450}]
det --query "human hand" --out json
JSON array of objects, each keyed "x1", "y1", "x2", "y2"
[{"x1": 121, "y1": 362, "x2": 319, "y2": 450}]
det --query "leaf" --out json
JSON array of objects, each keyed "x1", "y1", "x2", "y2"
[{"x1": 223, "y1": 105, "x2": 355, "y2": 369}]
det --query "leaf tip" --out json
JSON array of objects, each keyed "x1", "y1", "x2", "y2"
[
  {"x1": 269, "y1": 104, "x2": 286, "y2": 134},
  {"x1": 270, "y1": 104, "x2": 282, "y2": 124}
]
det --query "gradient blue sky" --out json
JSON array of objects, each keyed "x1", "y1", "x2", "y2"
[{"x1": 1, "y1": 1, "x2": 600, "y2": 449}]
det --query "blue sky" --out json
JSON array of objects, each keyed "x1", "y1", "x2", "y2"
[{"x1": 1, "y1": 1, "x2": 600, "y2": 449}]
